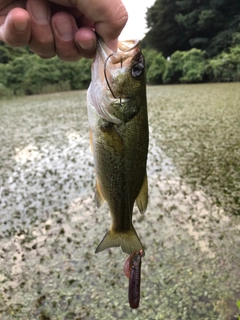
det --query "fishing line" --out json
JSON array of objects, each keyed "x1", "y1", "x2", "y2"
[
  {"x1": 104, "y1": 53, "x2": 117, "y2": 99},
  {"x1": 104, "y1": 54, "x2": 123, "y2": 107}
]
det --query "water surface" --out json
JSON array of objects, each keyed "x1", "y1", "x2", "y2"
[{"x1": 0, "y1": 84, "x2": 239, "y2": 319}]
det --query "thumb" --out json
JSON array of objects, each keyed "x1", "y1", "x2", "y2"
[{"x1": 71, "y1": 0, "x2": 128, "y2": 51}]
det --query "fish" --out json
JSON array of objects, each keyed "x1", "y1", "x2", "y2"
[
  {"x1": 124, "y1": 250, "x2": 143, "y2": 309},
  {"x1": 87, "y1": 37, "x2": 148, "y2": 256}
]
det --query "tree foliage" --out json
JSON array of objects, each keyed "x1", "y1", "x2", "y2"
[
  {"x1": 0, "y1": 46, "x2": 92, "y2": 97},
  {"x1": 143, "y1": 45, "x2": 240, "y2": 85},
  {"x1": 208, "y1": 45, "x2": 240, "y2": 82},
  {"x1": 0, "y1": 41, "x2": 29, "y2": 63},
  {"x1": 147, "y1": 53, "x2": 166, "y2": 84},
  {"x1": 142, "y1": 0, "x2": 240, "y2": 57},
  {"x1": 1, "y1": 30, "x2": 239, "y2": 98}
]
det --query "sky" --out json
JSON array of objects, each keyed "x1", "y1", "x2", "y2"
[{"x1": 119, "y1": 0, "x2": 155, "y2": 40}]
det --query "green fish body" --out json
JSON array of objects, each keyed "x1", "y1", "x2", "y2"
[{"x1": 87, "y1": 38, "x2": 148, "y2": 255}]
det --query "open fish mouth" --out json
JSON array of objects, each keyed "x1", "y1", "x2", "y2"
[
  {"x1": 117, "y1": 39, "x2": 140, "y2": 52},
  {"x1": 96, "y1": 37, "x2": 141, "y2": 64},
  {"x1": 88, "y1": 36, "x2": 145, "y2": 123}
]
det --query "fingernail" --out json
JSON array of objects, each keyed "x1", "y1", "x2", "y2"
[
  {"x1": 79, "y1": 39, "x2": 95, "y2": 51},
  {"x1": 30, "y1": 0, "x2": 50, "y2": 24},
  {"x1": 13, "y1": 20, "x2": 28, "y2": 32},
  {"x1": 55, "y1": 20, "x2": 73, "y2": 41}
]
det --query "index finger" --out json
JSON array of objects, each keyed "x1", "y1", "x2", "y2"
[{"x1": 0, "y1": 8, "x2": 31, "y2": 46}]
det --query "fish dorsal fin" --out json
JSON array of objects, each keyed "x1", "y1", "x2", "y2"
[
  {"x1": 136, "y1": 174, "x2": 148, "y2": 214},
  {"x1": 94, "y1": 181, "x2": 105, "y2": 208}
]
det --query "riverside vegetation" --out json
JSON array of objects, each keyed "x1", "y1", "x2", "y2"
[
  {"x1": 0, "y1": 43, "x2": 240, "y2": 98},
  {"x1": 1, "y1": 0, "x2": 240, "y2": 97}
]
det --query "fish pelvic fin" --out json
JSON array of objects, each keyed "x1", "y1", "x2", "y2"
[
  {"x1": 136, "y1": 174, "x2": 148, "y2": 214},
  {"x1": 94, "y1": 180, "x2": 105, "y2": 208},
  {"x1": 95, "y1": 228, "x2": 145, "y2": 256}
]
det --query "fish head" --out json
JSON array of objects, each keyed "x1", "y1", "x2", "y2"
[{"x1": 88, "y1": 38, "x2": 146, "y2": 124}]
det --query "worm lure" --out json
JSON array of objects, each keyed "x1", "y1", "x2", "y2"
[{"x1": 124, "y1": 250, "x2": 143, "y2": 309}]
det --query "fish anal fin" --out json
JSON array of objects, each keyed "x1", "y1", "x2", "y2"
[
  {"x1": 95, "y1": 228, "x2": 145, "y2": 256},
  {"x1": 94, "y1": 180, "x2": 105, "y2": 208},
  {"x1": 136, "y1": 174, "x2": 148, "y2": 214}
]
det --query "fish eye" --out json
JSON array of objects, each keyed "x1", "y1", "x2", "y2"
[{"x1": 131, "y1": 62, "x2": 144, "y2": 78}]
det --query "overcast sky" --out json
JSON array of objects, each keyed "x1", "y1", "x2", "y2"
[{"x1": 119, "y1": 0, "x2": 155, "y2": 40}]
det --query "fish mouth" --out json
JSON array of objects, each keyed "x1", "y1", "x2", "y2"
[
  {"x1": 97, "y1": 37, "x2": 140, "y2": 62},
  {"x1": 90, "y1": 37, "x2": 142, "y2": 123},
  {"x1": 92, "y1": 37, "x2": 141, "y2": 100},
  {"x1": 100, "y1": 40, "x2": 140, "y2": 102},
  {"x1": 117, "y1": 39, "x2": 140, "y2": 52}
]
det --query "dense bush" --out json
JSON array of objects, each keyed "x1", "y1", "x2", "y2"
[
  {"x1": 180, "y1": 49, "x2": 206, "y2": 83},
  {"x1": 0, "y1": 83, "x2": 13, "y2": 98},
  {"x1": 0, "y1": 50, "x2": 92, "y2": 96},
  {"x1": 162, "y1": 49, "x2": 206, "y2": 84},
  {"x1": 145, "y1": 45, "x2": 240, "y2": 85},
  {"x1": 0, "y1": 63, "x2": 7, "y2": 86},
  {"x1": 208, "y1": 45, "x2": 240, "y2": 82},
  {"x1": 0, "y1": 44, "x2": 27, "y2": 64},
  {"x1": 0, "y1": 46, "x2": 12, "y2": 64},
  {"x1": 143, "y1": 0, "x2": 240, "y2": 58},
  {"x1": 1, "y1": 42, "x2": 240, "y2": 97},
  {"x1": 142, "y1": 48, "x2": 159, "y2": 71},
  {"x1": 162, "y1": 51, "x2": 185, "y2": 84},
  {"x1": 147, "y1": 53, "x2": 166, "y2": 84}
]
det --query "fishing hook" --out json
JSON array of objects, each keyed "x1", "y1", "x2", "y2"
[{"x1": 104, "y1": 53, "x2": 123, "y2": 107}]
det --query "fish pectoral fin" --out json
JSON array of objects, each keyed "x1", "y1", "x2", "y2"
[
  {"x1": 94, "y1": 181, "x2": 105, "y2": 208},
  {"x1": 95, "y1": 228, "x2": 144, "y2": 256},
  {"x1": 136, "y1": 174, "x2": 148, "y2": 214}
]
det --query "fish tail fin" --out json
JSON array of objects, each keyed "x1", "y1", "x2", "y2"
[{"x1": 95, "y1": 228, "x2": 144, "y2": 256}]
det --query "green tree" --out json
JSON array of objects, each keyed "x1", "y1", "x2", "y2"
[
  {"x1": 180, "y1": 48, "x2": 207, "y2": 83},
  {"x1": 0, "y1": 41, "x2": 29, "y2": 63},
  {"x1": 208, "y1": 45, "x2": 240, "y2": 82},
  {"x1": 142, "y1": 0, "x2": 187, "y2": 57},
  {"x1": 21, "y1": 56, "x2": 62, "y2": 95},
  {"x1": 142, "y1": 48, "x2": 159, "y2": 71},
  {"x1": 143, "y1": 0, "x2": 240, "y2": 57},
  {"x1": 163, "y1": 51, "x2": 185, "y2": 83},
  {"x1": 4, "y1": 52, "x2": 92, "y2": 95},
  {"x1": 0, "y1": 63, "x2": 7, "y2": 85},
  {"x1": 162, "y1": 49, "x2": 207, "y2": 83},
  {"x1": 5, "y1": 55, "x2": 31, "y2": 94},
  {"x1": 146, "y1": 53, "x2": 166, "y2": 84},
  {"x1": 0, "y1": 46, "x2": 12, "y2": 64},
  {"x1": 70, "y1": 58, "x2": 92, "y2": 90}
]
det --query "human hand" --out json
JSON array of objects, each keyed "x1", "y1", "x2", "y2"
[{"x1": 0, "y1": 0, "x2": 128, "y2": 61}]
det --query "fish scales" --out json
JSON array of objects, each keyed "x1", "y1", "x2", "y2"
[{"x1": 87, "y1": 38, "x2": 149, "y2": 255}]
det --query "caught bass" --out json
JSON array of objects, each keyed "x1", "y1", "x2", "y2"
[{"x1": 87, "y1": 38, "x2": 148, "y2": 255}]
